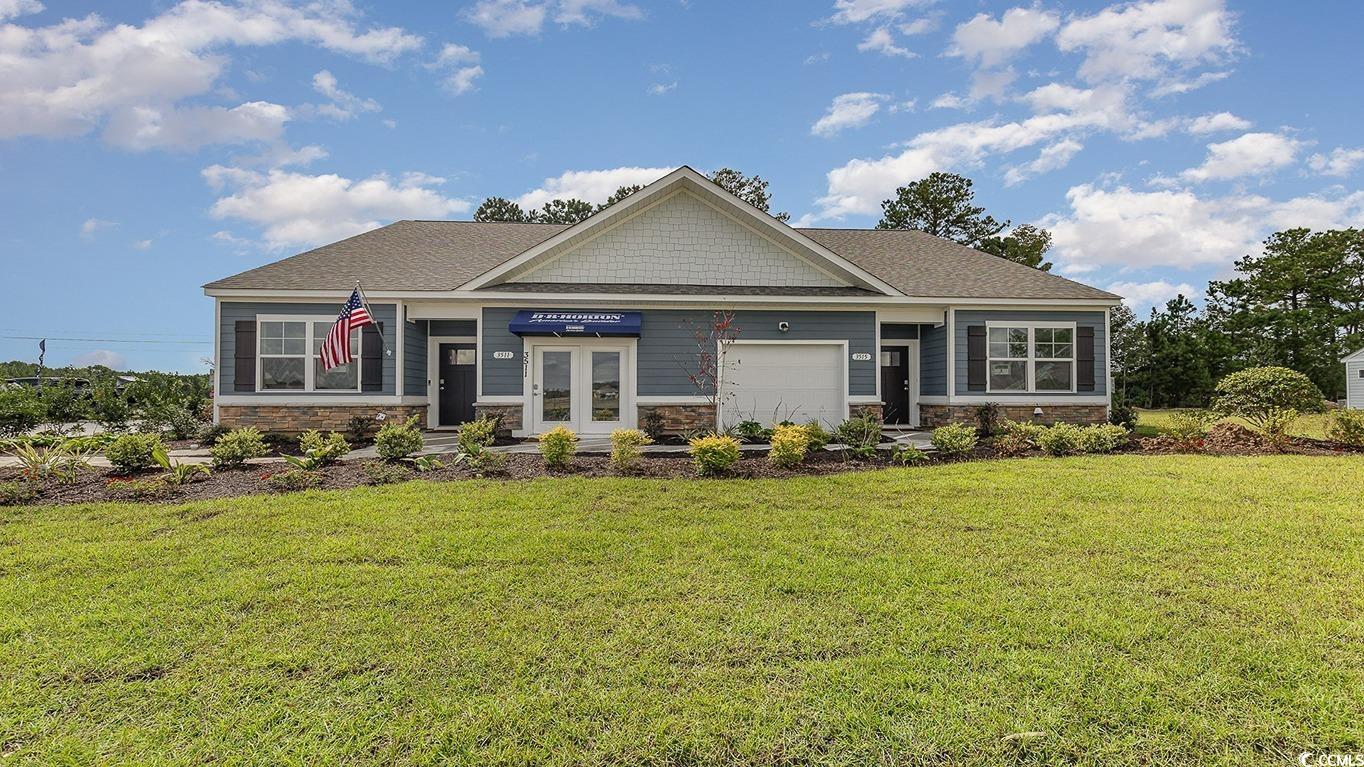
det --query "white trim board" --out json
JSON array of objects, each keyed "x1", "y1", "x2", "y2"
[{"x1": 216, "y1": 395, "x2": 428, "y2": 406}]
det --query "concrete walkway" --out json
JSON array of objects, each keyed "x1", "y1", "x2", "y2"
[{"x1": 1, "y1": 430, "x2": 934, "y2": 468}]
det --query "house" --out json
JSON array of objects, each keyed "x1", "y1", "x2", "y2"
[
  {"x1": 203, "y1": 166, "x2": 1121, "y2": 436},
  {"x1": 1346, "y1": 348, "x2": 1364, "y2": 409}
]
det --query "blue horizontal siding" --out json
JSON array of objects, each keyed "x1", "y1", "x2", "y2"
[
  {"x1": 953, "y1": 309, "x2": 1107, "y2": 396},
  {"x1": 218, "y1": 301, "x2": 397, "y2": 395},
  {"x1": 404, "y1": 320, "x2": 428, "y2": 397},
  {"x1": 919, "y1": 323, "x2": 947, "y2": 396}
]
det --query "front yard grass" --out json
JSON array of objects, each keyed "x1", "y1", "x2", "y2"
[
  {"x1": 2, "y1": 455, "x2": 1362, "y2": 765},
  {"x1": 1135, "y1": 407, "x2": 1332, "y2": 439}
]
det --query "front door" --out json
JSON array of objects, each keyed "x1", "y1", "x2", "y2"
[
  {"x1": 880, "y1": 345, "x2": 911, "y2": 425},
  {"x1": 438, "y1": 343, "x2": 477, "y2": 426},
  {"x1": 531, "y1": 343, "x2": 630, "y2": 433}
]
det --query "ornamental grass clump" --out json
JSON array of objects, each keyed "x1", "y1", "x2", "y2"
[
  {"x1": 930, "y1": 422, "x2": 977, "y2": 458},
  {"x1": 538, "y1": 426, "x2": 578, "y2": 469},
  {"x1": 689, "y1": 434, "x2": 741, "y2": 476},
  {"x1": 375, "y1": 417, "x2": 423, "y2": 462},
  {"x1": 767, "y1": 423, "x2": 810, "y2": 469},
  {"x1": 609, "y1": 428, "x2": 652, "y2": 472},
  {"x1": 209, "y1": 427, "x2": 267, "y2": 469}
]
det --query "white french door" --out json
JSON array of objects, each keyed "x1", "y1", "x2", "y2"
[{"x1": 531, "y1": 343, "x2": 632, "y2": 434}]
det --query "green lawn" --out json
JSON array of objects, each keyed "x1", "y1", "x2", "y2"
[
  {"x1": 3, "y1": 456, "x2": 1363, "y2": 765},
  {"x1": 1135, "y1": 407, "x2": 1333, "y2": 439}
]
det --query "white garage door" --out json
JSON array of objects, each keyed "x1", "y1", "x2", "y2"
[{"x1": 720, "y1": 343, "x2": 846, "y2": 428}]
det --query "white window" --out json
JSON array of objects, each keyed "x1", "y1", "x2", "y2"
[
  {"x1": 258, "y1": 317, "x2": 362, "y2": 392},
  {"x1": 986, "y1": 324, "x2": 1075, "y2": 393}
]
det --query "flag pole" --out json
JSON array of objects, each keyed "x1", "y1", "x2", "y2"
[{"x1": 354, "y1": 280, "x2": 393, "y2": 358}]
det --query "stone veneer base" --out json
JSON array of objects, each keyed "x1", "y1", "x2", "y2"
[
  {"x1": 919, "y1": 403, "x2": 1108, "y2": 428},
  {"x1": 217, "y1": 404, "x2": 427, "y2": 435}
]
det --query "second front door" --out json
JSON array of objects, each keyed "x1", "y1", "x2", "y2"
[{"x1": 531, "y1": 343, "x2": 630, "y2": 434}]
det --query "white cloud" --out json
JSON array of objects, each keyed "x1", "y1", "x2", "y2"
[
  {"x1": 0, "y1": 0, "x2": 421, "y2": 148},
  {"x1": 898, "y1": 16, "x2": 937, "y2": 35},
  {"x1": 857, "y1": 27, "x2": 914, "y2": 58},
  {"x1": 1041, "y1": 183, "x2": 1364, "y2": 272},
  {"x1": 648, "y1": 81, "x2": 677, "y2": 95},
  {"x1": 464, "y1": 0, "x2": 641, "y2": 36},
  {"x1": 949, "y1": 7, "x2": 1059, "y2": 69},
  {"x1": 1106, "y1": 280, "x2": 1200, "y2": 311},
  {"x1": 515, "y1": 166, "x2": 672, "y2": 209},
  {"x1": 309, "y1": 70, "x2": 381, "y2": 120},
  {"x1": 969, "y1": 67, "x2": 1018, "y2": 100},
  {"x1": 444, "y1": 66, "x2": 485, "y2": 95},
  {"x1": 1003, "y1": 138, "x2": 1083, "y2": 186},
  {"x1": 132, "y1": 239, "x2": 152, "y2": 250},
  {"x1": 435, "y1": 43, "x2": 480, "y2": 66},
  {"x1": 889, "y1": 99, "x2": 916, "y2": 113},
  {"x1": 1179, "y1": 131, "x2": 1301, "y2": 183},
  {"x1": 1308, "y1": 147, "x2": 1364, "y2": 178},
  {"x1": 929, "y1": 92, "x2": 969, "y2": 110},
  {"x1": 1148, "y1": 69, "x2": 1231, "y2": 97},
  {"x1": 1055, "y1": 0, "x2": 1238, "y2": 83},
  {"x1": 79, "y1": 218, "x2": 115, "y2": 240},
  {"x1": 205, "y1": 166, "x2": 472, "y2": 249},
  {"x1": 827, "y1": 0, "x2": 931, "y2": 25},
  {"x1": 803, "y1": 51, "x2": 831, "y2": 65},
  {"x1": 73, "y1": 350, "x2": 127, "y2": 369},
  {"x1": 0, "y1": 0, "x2": 42, "y2": 21},
  {"x1": 1185, "y1": 111, "x2": 1250, "y2": 134},
  {"x1": 811, "y1": 92, "x2": 886, "y2": 137}
]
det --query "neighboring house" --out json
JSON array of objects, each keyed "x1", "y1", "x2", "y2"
[
  {"x1": 1346, "y1": 348, "x2": 1364, "y2": 409},
  {"x1": 203, "y1": 167, "x2": 1121, "y2": 436}
]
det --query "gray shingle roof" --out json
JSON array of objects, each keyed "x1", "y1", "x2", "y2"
[
  {"x1": 487, "y1": 282, "x2": 881, "y2": 296},
  {"x1": 205, "y1": 219, "x2": 1118, "y2": 301}
]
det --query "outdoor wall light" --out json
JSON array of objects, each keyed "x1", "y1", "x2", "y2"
[
  {"x1": 1033, "y1": 407, "x2": 1044, "y2": 417},
  {"x1": 778, "y1": 321, "x2": 790, "y2": 332}
]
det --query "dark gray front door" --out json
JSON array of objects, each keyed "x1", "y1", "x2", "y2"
[
  {"x1": 438, "y1": 343, "x2": 476, "y2": 426},
  {"x1": 880, "y1": 346, "x2": 910, "y2": 425}
]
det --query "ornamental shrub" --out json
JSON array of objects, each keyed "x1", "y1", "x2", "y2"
[
  {"x1": 0, "y1": 387, "x2": 45, "y2": 437},
  {"x1": 1211, "y1": 366, "x2": 1324, "y2": 433},
  {"x1": 107, "y1": 432, "x2": 164, "y2": 473},
  {"x1": 768, "y1": 423, "x2": 809, "y2": 469},
  {"x1": 266, "y1": 469, "x2": 324, "y2": 492},
  {"x1": 930, "y1": 422, "x2": 977, "y2": 458},
  {"x1": 890, "y1": 444, "x2": 929, "y2": 465},
  {"x1": 362, "y1": 461, "x2": 411, "y2": 485},
  {"x1": 834, "y1": 415, "x2": 882, "y2": 459},
  {"x1": 1262, "y1": 408, "x2": 1299, "y2": 452},
  {"x1": 1036, "y1": 422, "x2": 1084, "y2": 456},
  {"x1": 375, "y1": 417, "x2": 423, "y2": 462},
  {"x1": 1108, "y1": 398, "x2": 1138, "y2": 430},
  {"x1": 973, "y1": 402, "x2": 1001, "y2": 437},
  {"x1": 801, "y1": 420, "x2": 831, "y2": 452},
  {"x1": 1327, "y1": 409, "x2": 1364, "y2": 447},
  {"x1": 1165, "y1": 410, "x2": 1215, "y2": 444},
  {"x1": 993, "y1": 432, "x2": 1032, "y2": 457},
  {"x1": 998, "y1": 419, "x2": 1047, "y2": 442},
  {"x1": 538, "y1": 425, "x2": 578, "y2": 469},
  {"x1": 688, "y1": 434, "x2": 741, "y2": 476},
  {"x1": 609, "y1": 428, "x2": 652, "y2": 471},
  {"x1": 297, "y1": 430, "x2": 351, "y2": 466},
  {"x1": 0, "y1": 480, "x2": 38, "y2": 506},
  {"x1": 1077, "y1": 423, "x2": 1129, "y2": 454},
  {"x1": 456, "y1": 416, "x2": 498, "y2": 456},
  {"x1": 210, "y1": 427, "x2": 268, "y2": 469}
]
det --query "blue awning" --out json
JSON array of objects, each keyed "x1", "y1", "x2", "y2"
[{"x1": 509, "y1": 310, "x2": 642, "y2": 337}]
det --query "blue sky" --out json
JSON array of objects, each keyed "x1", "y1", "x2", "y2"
[{"x1": 2, "y1": 0, "x2": 1362, "y2": 373}]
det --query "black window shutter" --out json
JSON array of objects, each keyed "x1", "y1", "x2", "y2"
[
  {"x1": 233, "y1": 321, "x2": 256, "y2": 392},
  {"x1": 1076, "y1": 326, "x2": 1096, "y2": 391},
  {"x1": 966, "y1": 325, "x2": 987, "y2": 392},
  {"x1": 361, "y1": 322, "x2": 384, "y2": 392}
]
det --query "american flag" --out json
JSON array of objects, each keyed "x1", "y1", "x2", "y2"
[{"x1": 320, "y1": 288, "x2": 373, "y2": 370}]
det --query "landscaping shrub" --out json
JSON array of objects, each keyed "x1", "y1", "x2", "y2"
[
  {"x1": 930, "y1": 423, "x2": 977, "y2": 458},
  {"x1": 801, "y1": 420, "x2": 831, "y2": 451},
  {"x1": 641, "y1": 410, "x2": 666, "y2": 441},
  {"x1": 210, "y1": 427, "x2": 268, "y2": 469},
  {"x1": 1077, "y1": 424, "x2": 1129, "y2": 454},
  {"x1": 90, "y1": 379, "x2": 132, "y2": 433},
  {"x1": 152, "y1": 446, "x2": 211, "y2": 485},
  {"x1": 363, "y1": 461, "x2": 411, "y2": 485},
  {"x1": 197, "y1": 422, "x2": 231, "y2": 446},
  {"x1": 733, "y1": 420, "x2": 772, "y2": 444},
  {"x1": 107, "y1": 433, "x2": 164, "y2": 473},
  {"x1": 1108, "y1": 398, "x2": 1138, "y2": 430},
  {"x1": 1262, "y1": 408, "x2": 1299, "y2": 452},
  {"x1": 1211, "y1": 366, "x2": 1324, "y2": 433},
  {"x1": 1036, "y1": 423, "x2": 1084, "y2": 456},
  {"x1": 992, "y1": 432, "x2": 1032, "y2": 457},
  {"x1": 265, "y1": 469, "x2": 324, "y2": 492},
  {"x1": 465, "y1": 449, "x2": 506, "y2": 476},
  {"x1": 1166, "y1": 410, "x2": 1215, "y2": 444},
  {"x1": 375, "y1": 417, "x2": 423, "y2": 462},
  {"x1": 410, "y1": 455, "x2": 445, "y2": 473},
  {"x1": 346, "y1": 415, "x2": 377, "y2": 444},
  {"x1": 609, "y1": 428, "x2": 652, "y2": 471},
  {"x1": 38, "y1": 381, "x2": 90, "y2": 424},
  {"x1": 457, "y1": 416, "x2": 498, "y2": 456},
  {"x1": 1327, "y1": 409, "x2": 1364, "y2": 447},
  {"x1": 998, "y1": 419, "x2": 1047, "y2": 442},
  {"x1": 688, "y1": 434, "x2": 741, "y2": 476},
  {"x1": 973, "y1": 402, "x2": 1001, "y2": 437},
  {"x1": 15, "y1": 442, "x2": 93, "y2": 484},
  {"x1": 538, "y1": 426, "x2": 578, "y2": 469},
  {"x1": 150, "y1": 405, "x2": 207, "y2": 441},
  {"x1": 0, "y1": 480, "x2": 37, "y2": 506},
  {"x1": 0, "y1": 386, "x2": 45, "y2": 437},
  {"x1": 890, "y1": 444, "x2": 929, "y2": 465},
  {"x1": 297, "y1": 430, "x2": 351, "y2": 466},
  {"x1": 104, "y1": 477, "x2": 170, "y2": 501},
  {"x1": 767, "y1": 424, "x2": 809, "y2": 469},
  {"x1": 834, "y1": 415, "x2": 882, "y2": 459}
]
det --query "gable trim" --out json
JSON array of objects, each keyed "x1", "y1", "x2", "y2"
[
  {"x1": 457, "y1": 166, "x2": 904, "y2": 296},
  {"x1": 1346, "y1": 347, "x2": 1364, "y2": 363}
]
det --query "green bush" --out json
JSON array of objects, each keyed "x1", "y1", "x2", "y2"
[
  {"x1": 375, "y1": 417, "x2": 423, "y2": 461},
  {"x1": 640, "y1": 410, "x2": 666, "y2": 441},
  {"x1": 38, "y1": 381, "x2": 90, "y2": 424},
  {"x1": 105, "y1": 477, "x2": 170, "y2": 501},
  {"x1": 363, "y1": 461, "x2": 411, "y2": 485},
  {"x1": 688, "y1": 434, "x2": 741, "y2": 476},
  {"x1": 801, "y1": 421, "x2": 831, "y2": 452},
  {"x1": 998, "y1": 419, "x2": 1047, "y2": 442},
  {"x1": 834, "y1": 415, "x2": 882, "y2": 459},
  {"x1": 266, "y1": 469, "x2": 324, "y2": 492},
  {"x1": 973, "y1": 402, "x2": 1001, "y2": 437},
  {"x1": 346, "y1": 415, "x2": 377, "y2": 443},
  {"x1": 106, "y1": 433, "x2": 164, "y2": 473},
  {"x1": 1262, "y1": 408, "x2": 1299, "y2": 451},
  {"x1": 993, "y1": 432, "x2": 1032, "y2": 457},
  {"x1": 1166, "y1": 410, "x2": 1215, "y2": 443},
  {"x1": 538, "y1": 426, "x2": 578, "y2": 469},
  {"x1": 411, "y1": 455, "x2": 445, "y2": 473},
  {"x1": 90, "y1": 379, "x2": 132, "y2": 433},
  {"x1": 1077, "y1": 423, "x2": 1130, "y2": 454},
  {"x1": 148, "y1": 404, "x2": 207, "y2": 441},
  {"x1": 456, "y1": 416, "x2": 498, "y2": 456},
  {"x1": 610, "y1": 428, "x2": 652, "y2": 471},
  {"x1": 1211, "y1": 366, "x2": 1324, "y2": 433},
  {"x1": 465, "y1": 449, "x2": 506, "y2": 476},
  {"x1": 197, "y1": 422, "x2": 231, "y2": 446},
  {"x1": 1108, "y1": 399, "x2": 1138, "y2": 430},
  {"x1": 890, "y1": 444, "x2": 929, "y2": 465},
  {"x1": 1036, "y1": 423, "x2": 1083, "y2": 456},
  {"x1": 768, "y1": 424, "x2": 809, "y2": 469},
  {"x1": 0, "y1": 387, "x2": 45, "y2": 437},
  {"x1": 297, "y1": 430, "x2": 351, "y2": 466},
  {"x1": 210, "y1": 427, "x2": 268, "y2": 469},
  {"x1": 1327, "y1": 409, "x2": 1364, "y2": 447},
  {"x1": 733, "y1": 420, "x2": 772, "y2": 443},
  {"x1": 930, "y1": 423, "x2": 978, "y2": 457},
  {"x1": 0, "y1": 480, "x2": 37, "y2": 506}
]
